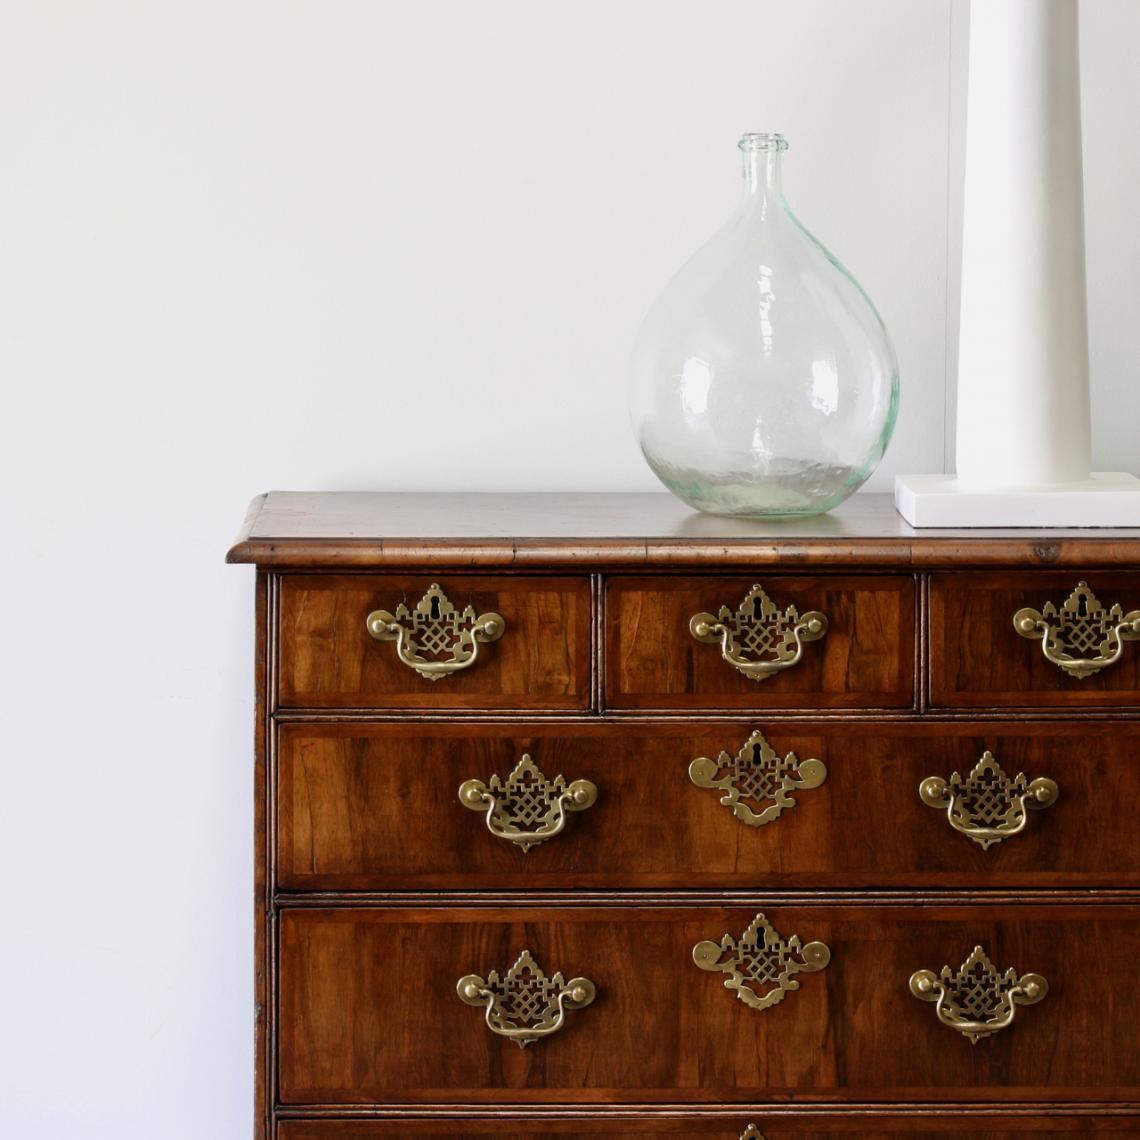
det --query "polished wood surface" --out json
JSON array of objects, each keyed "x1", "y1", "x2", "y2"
[
  {"x1": 231, "y1": 493, "x2": 1140, "y2": 1137},
  {"x1": 254, "y1": 573, "x2": 270, "y2": 1132},
  {"x1": 605, "y1": 575, "x2": 915, "y2": 711},
  {"x1": 279, "y1": 1118, "x2": 1140, "y2": 1137},
  {"x1": 930, "y1": 571, "x2": 1140, "y2": 708},
  {"x1": 276, "y1": 720, "x2": 1140, "y2": 890},
  {"x1": 277, "y1": 902, "x2": 1140, "y2": 1104},
  {"x1": 227, "y1": 492, "x2": 1140, "y2": 568},
  {"x1": 278, "y1": 574, "x2": 592, "y2": 710}
]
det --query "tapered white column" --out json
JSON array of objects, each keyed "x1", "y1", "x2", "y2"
[
  {"x1": 895, "y1": 0, "x2": 1140, "y2": 527},
  {"x1": 955, "y1": 0, "x2": 1090, "y2": 486}
]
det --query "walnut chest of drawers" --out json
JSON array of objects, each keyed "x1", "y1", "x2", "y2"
[{"x1": 228, "y1": 491, "x2": 1140, "y2": 1139}]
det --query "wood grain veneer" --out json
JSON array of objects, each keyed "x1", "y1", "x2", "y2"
[
  {"x1": 277, "y1": 574, "x2": 592, "y2": 711},
  {"x1": 276, "y1": 719, "x2": 1140, "y2": 890},
  {"x1": 277, "y1": 902, "x2": 1140, "y2": 1104},
  {"x1": 929, "y1": 571, "x2": 1140, "y2": 708},
  {"x1": 604, "y1": 574, "x2": 915, "y2": 711},
  {"x1": 279, "y1": 1117, "x2": 1140, "y2": 1137}
]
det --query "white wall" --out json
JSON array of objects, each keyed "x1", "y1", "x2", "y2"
[{"x1": 1, "y1": 2, "x2": 1137, "y2": 1136}]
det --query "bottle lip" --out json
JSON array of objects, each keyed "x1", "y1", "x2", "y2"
[{"x1": 738, "y1": 132, "x2": 788, "y2": 152}]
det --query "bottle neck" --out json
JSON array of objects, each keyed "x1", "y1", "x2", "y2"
[{"x1": 739, "y1": 135, "x2": 787, "y2": 217}]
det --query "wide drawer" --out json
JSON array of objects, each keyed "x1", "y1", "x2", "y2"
[
  {"x1": 276, "y1": 721, "x2": 1138, "y2": 890},
  {"x1": 604, "y1": 575, "x2": 915, "y2": 710},
  {"x1": 278, "y1": 1115, "x2": 1140, "y2": 1137},
  {"x1": 278, "y1": 902, "x2": 1140, "y2": 1105},
  {"x1": 929, "y1": 572, "x2": 1140, "y2": 709},
  {"x1": 277, "y1": 574, "x2": 592, "y2": 710}
]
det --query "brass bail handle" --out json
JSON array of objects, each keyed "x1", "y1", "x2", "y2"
[
  {"x1": 690, "y1": 583, "x2": 827, "y2": 681},
  {"x1": 919, "y1": 751, "x2": 1058, "y2": 850},
  {"x1": 457, "y1": 950, "x2": 595, "y2": 1048},
  {"x1": 459, "y1": 754, "x2": 598, "y2": 852},
  {"x1": 1014, "y1": 580, "x2": 1140, "y2": 679},
  {"x1": 909, "y1": 945, "x2": 1047, "y2": 1044},
  {"x1": 366, "y1": 582, "x2": 504, "y2": 681}
]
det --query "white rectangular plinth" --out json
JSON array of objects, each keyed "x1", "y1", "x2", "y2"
[{"x1": 895, "y1": 473, "x2": 1140, "y2": 528}]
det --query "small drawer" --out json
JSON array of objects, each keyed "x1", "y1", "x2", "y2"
[
  {"x1": 278, "y1": 902, "x2": 1140, "y2": 1105},
  {"x1": 278, "y1": 1116, "x2": 1140, "y2": 1138},
  {"x1": 277, "y1": 721, "x2": 1140, "y2": 890},
  {"x1": 604, "y1": 575, "x2": 915, "y2": 711},
  {"x1": 929, "y1": 572, "x2": 1140, "y2": 709},
  {"x1": 277, "y1": 574, "x2": 592, "y2": 711}
]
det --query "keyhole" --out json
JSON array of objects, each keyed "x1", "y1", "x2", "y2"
[
  {"x1": 430, "y1": 596, "x2": 441, "y2": 619},
  {"x1": 751, "y1": 744, "x2": 763, "y2": 763},
  {"x1": 752, "y1": 598, "x2": 762, "y2": 619},
  {"x1": 1077, "y1": 594, "x2": 1088, "y2": 617}
]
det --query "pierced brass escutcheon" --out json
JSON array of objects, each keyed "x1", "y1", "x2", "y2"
[
  {"x1": 458, "y1": 754, "x2": 598, "y2": 852},
  {"x1": 690, "y1": 584, "x2": 827, "y2": 681},
  {"x1": 457, "y1": 949, "x2": 595, "y2": 1048},
  {"x1": 693, "y1": 912, "x2": 830, "y2": 1011},
  {"x1": 919, "y1": 751, "x2": 1058, "y2": 851},
  {"x1": 365, "y1": 583, "x2": 504, "y2": 681},
  {"x1": 740, "y1": 1128, "x2": 765, "y2": 1140},
  {"x1": 1014, "y1": 580, "x2": 1140, "y2": 679},
  {"x1": 689, "y1": 729, "x2": 826, "y2": 828},
  {"x1": 910, "y1": 945, "x2": 1047, "y2": 1044}
]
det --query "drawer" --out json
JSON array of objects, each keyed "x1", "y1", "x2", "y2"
[
  {"x1": 278, "y1": 1116, "x2": 1140, "y2": 1137},
  {"x1": 277, "y1": 574, "x2": 592, "y2": 710},
  {"x1": 930, "y1": 572, "x2": 1140, "y2": 708},
  {"x1": 604, "y1": 575, "x2": 915, "y2": 710},
  {"x1": 277, "y1": 721, "x2": 1138, "y2": 890},
  {"x1": 279, "y1": 903, "x2": 1140, "y2": 1104}
]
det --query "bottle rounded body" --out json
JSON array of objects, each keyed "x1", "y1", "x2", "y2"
[{"x1": 629, "y1": 134, "x2": 899, "y2": 518}]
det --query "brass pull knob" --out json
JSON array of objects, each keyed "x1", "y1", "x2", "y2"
[
  {"x1": 1014, "y1": 580, "x2": 1140, "y2": 679},
  {"x1": 919, "y1": 751, "x2": 1058, "y2": 851},
  {"x1": 910, "y1": 945, "x2": 1047, "y2": 1044},
  {"x1": 458, "y1": 754, "x2": 598, "y2": 852},
  {"x1": 457, "y1": 949, "x2": 595, "y2": 1048},
  {"x1": 690, "y1": 583, "x2": 827, "y2": 681},
  {"x1": 366, "y1": 583, "x2": 504, "y2": 681},
  {"x1": 689, "y1": 729, "x2": 826, "y2": 828},
  {"x1": 693, "y1": 912, "x2": 830, "y2": 1011}
]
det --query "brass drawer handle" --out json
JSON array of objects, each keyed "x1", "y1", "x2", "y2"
[
  {"x1": 459, "y1": 754, "x2": 598, "y2": 852},
  {"x1": 919, "y1": 751, "x2": 1058, "y2": 851},
  {"x1": 365, "y1": 583, "x2": 504, "y2": 681},
  {"x1": 910, "y1": 945, "x2": 1047, "y2": 1044},
  {"x1": 457, "y1": 949, "x2": 595, "y2": 1048},
  {"x1": 689, "y1": 729, "x2": 826, "y2": 828},
  {"x1": 693, "y1": 912, "x2": 830, "y2": 1011},
  {"x1": 1014, "y1": 580, "x2": 1140, "y2": 679},
  {"x1": 690, "y1": 584, "x2": 827, "y2": 681}
]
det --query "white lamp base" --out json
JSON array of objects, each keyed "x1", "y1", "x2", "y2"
[{"x1": 894, "y1": 472, "x2": 1140, "y2": 528}]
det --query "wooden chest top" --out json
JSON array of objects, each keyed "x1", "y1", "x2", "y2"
[{"x1": 228, "y1": 490, "x2": 1140, "y2": 569}]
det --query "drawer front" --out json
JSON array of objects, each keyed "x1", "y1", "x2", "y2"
[
  {"x1": 605, "y1": 575, "x2": 915, "y2": 710},
  {"x1": 277, "y1": 721, "x2": 1139, "y2": 890},
  {"x1": 278, "y1": 903, "x2": 1140, "y2": 1104},
  {"x1": 277, "y1": 574, "x2": 592, "y2": 710},
  {"x1": 930, "y1": 572, "x2": 1140, "y2": 708},
  {"x1": 278, "y1": 1117, "x2": 1140, "y2": 1137}
]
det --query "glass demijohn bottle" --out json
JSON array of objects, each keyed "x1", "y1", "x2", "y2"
[{"x1": 629, "y1": 133, "x2": 899, "y2": 517}]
